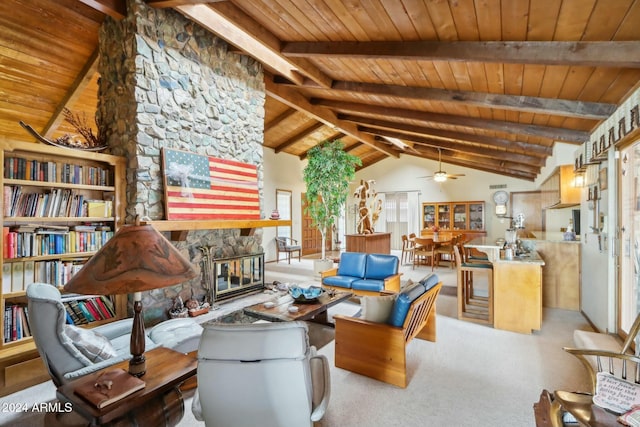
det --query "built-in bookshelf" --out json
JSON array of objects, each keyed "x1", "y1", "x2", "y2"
[{"x1": 0, "y1": 140, "x2": 127, "y2": 396}]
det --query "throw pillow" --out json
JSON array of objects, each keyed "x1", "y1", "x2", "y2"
[
  {"x1": 593, "y1": 371, "x2": 640, "y2": 414},
  {"x1": 64, "y1": 324, "x2": 118, "y2": 362},
  {"x1": 361, "y1": 294, "x2": 397, "y2": 323},
  {"x1": 400, "y1": 278, "x2": 414, "y2": 291}
]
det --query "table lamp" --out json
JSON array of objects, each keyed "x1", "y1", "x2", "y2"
[{"x1": 64, "y1": 217, "x2": 197, "y2": 376}]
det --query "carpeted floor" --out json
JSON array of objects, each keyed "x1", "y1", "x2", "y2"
[{"x1": 0, "y1": 253, "x2": 593, "y2": 427}]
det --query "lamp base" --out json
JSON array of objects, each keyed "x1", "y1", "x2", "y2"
[
  {"x1": 130, "y1": 299, "x2": 147, "y2": 377},
  {"x1": 129, "y1": 355, "x2": 147, "y2": 377}
]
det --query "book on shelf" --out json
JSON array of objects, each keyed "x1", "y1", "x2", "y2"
[
  {"x1": 2, "y1": 263, "x2": 11, "y2": 293},
  {"x1": 23, "y1": 260, "x2": 35, "y2": 289},
  {"x1": 3, "y1": 304, "x2": 30, "y2": 342},
  {"x1": 11, "y1": 262, "x2": 24, "y2": 292},
  {"x1": 66, "y1": 300, "x2": 89, "y2": 325},
  {"x1": 74, "y1": 368, "x2": 145, "y2": 409}
]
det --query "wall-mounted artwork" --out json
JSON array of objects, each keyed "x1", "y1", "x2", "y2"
[
  {"x1": 599, "y1": 167, "x2": 608, "y2": 191},
  {"x1": 161, "y1": 148, "x2": 260, "y2": 220}
]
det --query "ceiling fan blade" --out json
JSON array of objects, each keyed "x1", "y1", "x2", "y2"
[{"x1": 449, "y1": 173, "x2": 466, "y2": 177}]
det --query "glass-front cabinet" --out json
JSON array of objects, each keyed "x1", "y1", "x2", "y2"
[
  {"x1": 422, "y1": 204, "x2": 436, "y2": 229},
  {"x1": 421, "y1": 201, "x2": 485, "y2": 236},
  {"x1": 453, "y1": 204, "x2": 467, "y2": 230},
  {"x1": 437, "y1": 204, "x2": 451, "y2": 230},
  {"x1": 468, "y1": 203, "x2": 485, "y2": 230}
]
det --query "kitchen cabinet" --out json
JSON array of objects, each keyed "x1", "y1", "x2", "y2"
[{"x1": 540, "y1": 165, "x2": 580, "y2": 209}]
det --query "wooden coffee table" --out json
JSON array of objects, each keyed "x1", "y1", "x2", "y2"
[{"x1": 244, "y1": 290, "x2": 353, "y2": 324}]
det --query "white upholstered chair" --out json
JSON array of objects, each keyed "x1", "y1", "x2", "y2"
[
  {"x1": 26, "y1": 282, "x2": 203, "y2": 387},
  {"x1": 192, "y1": 321, "x2": 330, "y2": 427}
]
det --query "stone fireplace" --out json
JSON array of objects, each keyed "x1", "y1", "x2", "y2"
[{"x1": 96, "y1": 0, "x2": 266, "y2": 323}]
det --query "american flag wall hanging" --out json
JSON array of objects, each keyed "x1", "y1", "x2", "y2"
[{"x1": 162, "y1": 148, "x2": 260, "y2": 220}]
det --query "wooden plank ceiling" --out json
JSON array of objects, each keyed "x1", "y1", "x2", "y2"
[{"x1": 2, "y1": 0, "x2": 640, "y2": 181}]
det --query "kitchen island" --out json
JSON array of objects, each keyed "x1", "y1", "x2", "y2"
[
  {"x1": 519, "y1": 231, "x2": 580, "y2": 311},
  {"x1": 465, "y1": 237, "x2": 546, "y2": 334}
]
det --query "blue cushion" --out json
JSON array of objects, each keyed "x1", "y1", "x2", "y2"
[
  {"x1": 421, "y1": 273, "x2": 440, "y2": 291},
  {"x1": 388, "y1": 281, "x2": 427, "y2": 327},
  {"x1": 461, "y1": 262, "x2": 492, "y2": 269},
  {"x1": 365, "y1": 254, "x2": 398, "y2": 280},
  {"x1": 337, "y1": 252, "x2": 367, "y2": 278},
  {"x1": 352, "y1": 279, "x2": 385, "y2": 292},
  {"x1": 323, "y1": 275, "x2": 357, "y2": 288}
]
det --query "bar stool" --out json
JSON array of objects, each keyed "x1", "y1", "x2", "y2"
[{"x1": 453, "y1": 245, "x2": 493, "y2": 325}]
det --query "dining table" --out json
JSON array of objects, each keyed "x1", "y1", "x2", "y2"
[{"x1": 413, "y1": 235, "x2": 453, "y2": 270}]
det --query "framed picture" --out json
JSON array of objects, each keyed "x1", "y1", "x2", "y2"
[{"x1": 599, "y1": 168, "x2": 608, "y2": 190}]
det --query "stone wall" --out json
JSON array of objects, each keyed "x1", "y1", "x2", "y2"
[{"x1": 97, "y1": 0, "x2": 266, "y2": 323}]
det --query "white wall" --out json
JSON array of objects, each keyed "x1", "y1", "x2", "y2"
[
  {"x1": 262, "y1": 144, "x2": 578, "y2": 257},
  {"x1": 262, "y1": 149, "x2": 306, "y2": 262},
  {"x1": 350, "y1": 154, "x2": 538, "y2": 238}
]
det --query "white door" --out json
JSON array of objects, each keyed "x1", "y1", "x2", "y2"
[{"x1": 619, "y1": 141, "x2": 640, "y2": 337}]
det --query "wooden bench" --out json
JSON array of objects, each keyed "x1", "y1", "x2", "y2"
[{"x1": 333, "y1": 281, "x2": 442, "y2": 388}]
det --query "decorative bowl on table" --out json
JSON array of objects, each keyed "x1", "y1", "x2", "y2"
[{"x1": 288, "y1": 285, "x2": 324, "y2": 303}]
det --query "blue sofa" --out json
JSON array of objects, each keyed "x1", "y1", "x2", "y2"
[
  {"x1": 333, "y1": 274, "x2": 442, "y2": 387},
  {"x1": 321, "y1": 252, "x2": 401, "y2": 296}
]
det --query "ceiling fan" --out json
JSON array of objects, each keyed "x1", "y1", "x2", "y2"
[{"x1": 420, "y1": 148, "x2": 466, "y2": 182}]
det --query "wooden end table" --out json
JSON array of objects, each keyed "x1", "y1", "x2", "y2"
[
  {"x1": 56, "y1": 347, "x2": 197, "y2": 426},
  {"x1": 243, "y1": 290, "x2": 353, "y2": 324}
]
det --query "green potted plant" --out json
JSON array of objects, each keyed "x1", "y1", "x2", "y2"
[{"x1": 303, "y1": 140, "x2": 361, "y2": 272}]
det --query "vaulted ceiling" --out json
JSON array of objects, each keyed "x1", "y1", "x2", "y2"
[{"x1": 3, "y1": 0, "x2": 640, "y2": 181}]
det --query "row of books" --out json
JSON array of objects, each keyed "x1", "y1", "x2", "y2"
[
  {"x1": 3, "y1": 226, "x2": 113, "y2": 259},
  {"x1": 4, "y1": 304, "x2": 31, "y2": 343},
  {"x1": 63, "y1": 295, "x2": 116, "y2": 325},
  {"x1": 4, "y1": 186, "x2": 113, "y2": 219},
  {"x1": 4, "y1": 156, "x2": 112, "y2": 186},
  {"x1": 2, "y1": 259, "x2": 85, "y2": 292}
]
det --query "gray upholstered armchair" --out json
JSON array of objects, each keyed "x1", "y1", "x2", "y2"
[
  {"x1": 192, "y1": 321, "x2": 330, "y2": 427},
  {"x1": 27, "y1": 282, "x2": 203, "y2": 387}
]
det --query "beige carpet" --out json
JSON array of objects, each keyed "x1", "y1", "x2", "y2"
[{"x1": 0, "y1": 254, "x2": 592, "y2": 427}]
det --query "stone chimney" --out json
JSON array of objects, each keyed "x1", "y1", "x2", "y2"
[{"x1": 96, "y1": 0, "x2": 266, "y2": 323}]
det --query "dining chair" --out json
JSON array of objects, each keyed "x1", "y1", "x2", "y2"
[
  {"x1": 401, "y1": 234, "x2": 415, "y2": 265},
  {"x1": 434, "y1": 234, "x2": 458, "y2": 269},
  {"x1": 413, "y1": 237, "x2": 435, "y2": 270}
]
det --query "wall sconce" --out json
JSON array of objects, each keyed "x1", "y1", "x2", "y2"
[{"x1": 573, "y1": 171, "x2": 586, "y2": 188}]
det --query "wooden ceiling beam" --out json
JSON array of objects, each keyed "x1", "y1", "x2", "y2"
[
  {"x1": 363, "y1": 127, "x2": 543, "y2": 169},
  {"x1": 79, "y1": 0, "x2": 127, "y2": 19},
  {"x1": 42, "y1": 49, "x2": 99, "y2": 138},
  {"x1": 264, "y1": 108, "x2": 298, "y2": 132},
  {"x1": 173, "y1": 3, "x2": 332, "y2": 88},
  {"x1": 282, "y1": 41, "x2": 640, "y2": 68},
  {"x1": 313, "y1": 99, "x2": 589, "y2": 143},
  {"x1": 413, "y1": 146, "x2": 537, "y2": 181},
  {"x1": 329, "y1": 81, "x2": 614, "y2": 120},
  {"x1": 275, "y1": 122, "x2": 325, "y2": 153},
  {"x1": 299, "y1": 132, "x2": 346, "y2": 160},
  {"x1": 265, "y1": 80, "x2": 399, "y2": 157},
  {"x1": 146, "y1": 0, "x2": 225, "y2": 7},
  {"x1": 340, "y1": 114, "x2": 551, "y2": 157},
  {"x1": 276, "y1": 77, "x2": 614, "y2": 119}
]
